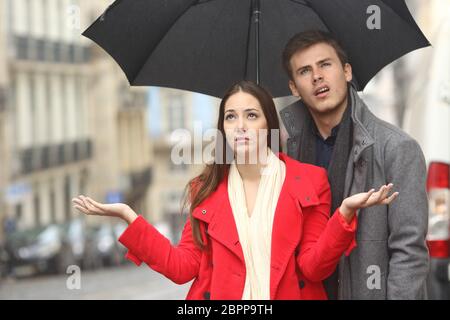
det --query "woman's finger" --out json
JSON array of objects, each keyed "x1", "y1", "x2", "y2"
[
  {"x1": 86, "y1": 197, "x2": 105, "y2": 210},
  {"x1": 86, "y1": 197, "x2": 107, "y2": 214},
  {"x1": 74, "y1": 204, "x2": 90, "y2": 215},
  {"x1": 71, "y1": 198, "x2": 84, "y2": 208},
  {"x1": 372, "y1": 185, "x2": 387, "y2": 203},
  {"x1": 381, "y1": 192, "x2": 399, "y2": 205},
  {"x1": 79, "y1": 195, "x2": 90, "y2": 210},
  {"x1": 81, "y1": 196, "x2": 101, "y2": 214},
  {"x1": 379, "y1": 183, "x2": 393, "y2": 201},
  {"x1": 356, "y1": 189, "x2": 376, "y2": 208}
]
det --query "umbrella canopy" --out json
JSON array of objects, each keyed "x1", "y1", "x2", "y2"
[{"x1": 83, "y1": 0, "x2": 430, "y2": 98}]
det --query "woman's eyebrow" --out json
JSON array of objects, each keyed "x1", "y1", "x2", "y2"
[{"x1": 224, "y1": 107, "x2": 260, "y2": 114}]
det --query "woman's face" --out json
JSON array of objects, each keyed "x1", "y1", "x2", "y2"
[{"x1": 223, "y1": 91, "x2": 268, "y2": 162}]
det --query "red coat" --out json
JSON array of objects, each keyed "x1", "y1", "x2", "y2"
[{"x1": 119, "y1": 153, "x2": 357, "y2": 300}]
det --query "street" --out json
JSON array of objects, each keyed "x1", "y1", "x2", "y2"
[{"x1": 0, "y1": 264, "x2": 191, "y2": 300}]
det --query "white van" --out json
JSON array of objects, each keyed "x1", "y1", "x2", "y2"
[{"x1": 403, "y1": 17, "x2": 450, "y2": 299}]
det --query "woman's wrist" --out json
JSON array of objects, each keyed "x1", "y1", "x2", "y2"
[
  {"x1": 339, "y1": 201, "x2": 355, "y2": 224},
  {"x1": 122, "y1": 206, "x2": 138, "y2": 225}
]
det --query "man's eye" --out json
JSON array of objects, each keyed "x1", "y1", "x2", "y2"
[
  {"x1": 321, "y1": 62, "x2": 331, "y2": 67},
  {"x1": 300, "y1": 69, "x2": 309, "y2": 75}
]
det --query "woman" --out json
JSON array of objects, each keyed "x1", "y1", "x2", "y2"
[{"x1": 72, "y1": 81, "x2": 397, "y2": 300}]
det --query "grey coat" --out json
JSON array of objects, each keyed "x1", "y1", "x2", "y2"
[{"x1": 279, "y1": 87, "x2": 429, "y2": 299}]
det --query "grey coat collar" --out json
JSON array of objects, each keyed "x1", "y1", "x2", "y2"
[{"x1": 279, "y1": 85, "x2": 375, "y2": 163}]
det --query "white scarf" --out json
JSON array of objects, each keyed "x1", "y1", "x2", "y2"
[{"x1": 228, "y1": 149, "x2": 286, "y2": 300}]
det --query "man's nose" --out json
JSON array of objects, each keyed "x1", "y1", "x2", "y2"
[{"x1": 312, "y1": 69, "x2": 323, "y2": 84}]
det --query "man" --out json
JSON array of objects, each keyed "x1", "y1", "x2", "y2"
[{"x1": 279, "y1": 30, "x2": 429, "y2": 299}]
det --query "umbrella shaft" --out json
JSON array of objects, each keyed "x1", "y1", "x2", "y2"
[{"x1": 252, "y1": 0, "x2": 260, "y2": 84}]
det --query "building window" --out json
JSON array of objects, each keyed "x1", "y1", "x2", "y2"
[
  {"x1": 167, "y1": 94, "x2": 184, "y2": 132},
  {"x1": 29, "y1": 73, "x2": 36, "y2": 145},
  {"x1": 64, "y1": 175, "x2": 71, "y2": 221},
  {"x1": 15, "y1": 203, "x2": 23, "y2": 222},
  {"x1": 50, "y1": 187, "x2": 56, "y2": 223},
  {"x1": 34, "y1": 193, "x2": 41, "y2": 227}
]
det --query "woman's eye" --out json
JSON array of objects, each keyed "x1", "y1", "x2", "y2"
[
  {"x1": 225, "y1": 114, "x2": 235, "y2": 120},
  {"x1": 248, "y1": 113, "x2": 257, "y2": 119}
]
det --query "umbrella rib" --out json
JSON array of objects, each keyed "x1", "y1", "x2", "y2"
[
  {"x1": 187, "y1": 0, "x2": 245, "y2": 93},
  {"x1": 133, "y1": 2, "x2": 199, "y2": 83},
  {"x1": 244, "y1": 0, "x2": 252, "y2": 82},
  {"x1": 287, "y1": 0, "x2": 310, "y2": 8}
]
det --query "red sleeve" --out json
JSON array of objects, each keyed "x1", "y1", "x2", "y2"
[
  {"x1": 297, "y1": 172, "x2": 357, "y2": 282},
  {"x1": 118, "y1": 215, "x2": 202, "y2": 284}
]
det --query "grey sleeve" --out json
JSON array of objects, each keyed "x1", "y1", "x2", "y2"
[{"x1": 385, "y1": 137, "x2": 430, "y2": 299}]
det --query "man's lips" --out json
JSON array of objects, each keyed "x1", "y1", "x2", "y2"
[{"x1": 314, "y1": 85, "x2": 330, "y2": 97}]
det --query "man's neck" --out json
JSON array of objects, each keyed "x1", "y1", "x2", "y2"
[{"x1": 310, "y1": 95, "x2": 349, "y2": 139}]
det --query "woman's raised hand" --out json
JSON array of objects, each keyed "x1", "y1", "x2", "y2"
[
  {"x1": 339, "y1": 183, "x2": 399, "y2": 223},
  {"x1": 72, "y1": 195, "x2": 138, "y2": 224}
]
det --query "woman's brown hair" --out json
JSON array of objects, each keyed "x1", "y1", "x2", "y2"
[{"x1": 182, "y1": 80, "x2": 281, "y2": 249}]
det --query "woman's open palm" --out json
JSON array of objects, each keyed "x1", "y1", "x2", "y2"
[
  {"x1": 72, "y1": 195, "x2": 129, "y2": 219},
  {"x1": 343, "y1": 183, "x2": 399, "y2": 212}
]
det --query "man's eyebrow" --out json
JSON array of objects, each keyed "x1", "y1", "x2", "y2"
[
  {"x1": 297, "y1": 58, "x2": 332, "y2": 71},
  {"x1": 317, "y1": 58, "x2": 332, "y2": 64}
]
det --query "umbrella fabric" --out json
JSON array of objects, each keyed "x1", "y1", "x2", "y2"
[{"x1": 83, "y1": 0, "x2": 429, "y2": 98}]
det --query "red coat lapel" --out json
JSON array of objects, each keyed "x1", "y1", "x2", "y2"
[{"x1": 192, "y1": 153, "x2": 322, "y2": 299}]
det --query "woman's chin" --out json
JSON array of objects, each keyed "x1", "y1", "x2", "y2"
[{"x1": 234, "y1": 146, "x2": 260, "y2": 164}]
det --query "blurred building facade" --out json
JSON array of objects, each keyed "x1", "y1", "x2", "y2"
[
  {"x1": 149, "y1": 88, "x2": 217, "y2": 243},
  {"x1": 0, "y1": 0, "x2": 10, "y2": 242},
  {"x1": 361, "y1": 0, "x2": 449, "y2": 165},
  {"x1": 0, "y1": 0, "x2": 153, "y2": 240},
  {"x1": 402, "y1": 0, "x2": 449, "y2": 164}
]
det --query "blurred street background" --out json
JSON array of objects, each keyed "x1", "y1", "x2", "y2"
[
  {"x1": 0, "y1": 0, "x2": 449, "y2": 299},
  {"x1": 0, "y1": 264, "x2": 190, "y2": 299}
]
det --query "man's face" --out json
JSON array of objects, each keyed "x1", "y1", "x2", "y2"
[{"x1": 288, "y1": 43, "x2": 352, "y2": 115}]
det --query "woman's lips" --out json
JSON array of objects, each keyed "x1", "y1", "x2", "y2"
[{"x1": 235, "y1": 136, "x2": 250, "y2": 144}]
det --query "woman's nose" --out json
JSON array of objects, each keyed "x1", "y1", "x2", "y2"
[{"x1": 237, "y1": 117, "x2": 247, "y2": 130}]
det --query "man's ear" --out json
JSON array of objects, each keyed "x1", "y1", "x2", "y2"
[
  {"x1": 289, "y1": 80, "x2": 300, "y2": 97},
  {"x1": 344, "y1": 63, "x2": 353, "y2": 82}
]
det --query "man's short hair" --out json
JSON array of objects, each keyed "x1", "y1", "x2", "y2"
[{"x1": 282, "y1": 30, "x2": 349, "y2": 80}]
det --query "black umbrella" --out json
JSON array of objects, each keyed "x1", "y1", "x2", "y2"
[{"x1": 82, "y1": 0, "x2": 429, "y2": 98}]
